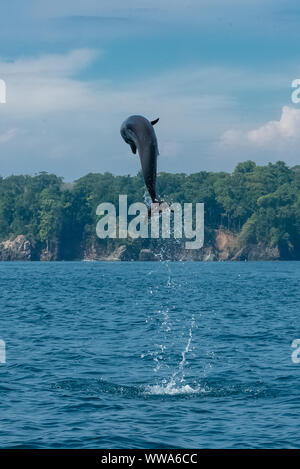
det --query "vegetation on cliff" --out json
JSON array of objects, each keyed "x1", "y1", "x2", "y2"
[{"x1": 0, "y1": 161, "x2": 299, "y2": 260}]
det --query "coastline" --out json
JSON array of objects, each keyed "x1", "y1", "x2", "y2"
[{"x1": 0, "y1": 231, "x2": 295, "y2": 262}]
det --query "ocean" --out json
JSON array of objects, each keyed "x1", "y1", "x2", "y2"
[{"x1": 0, "y1": 261, "x2": 299, "y2": 448}]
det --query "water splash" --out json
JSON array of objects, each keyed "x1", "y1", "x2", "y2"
[
  {"x1": 178, "y1": 316, "x2": 195, "y2": 377},
  {"x1": 143, "y1": 252, "x2": 199, "y2": 395},
  {"x1": 143, "y1": 191, "x2": 152, "y2": 208},
  {"x1": 144, "y1": 382, "x2": 203, "y2": 396},
  {"x1": 148, "y1": 315, "x2": 197, "y2": 395},
  {"x1": 142, "y1": 191, "x2": 185, "y2": 262}
]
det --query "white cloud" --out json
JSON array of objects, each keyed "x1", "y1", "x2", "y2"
[
  {"x1": 0, "y1": 48, "x2": 298, "y2": 178},
  {"x1": 248, "y1": 106, "x2": 300, "y2": 143},
  {"x1": 0, "y1": 49, "x2": 97, "y2": 77},
  {"x1": 0, "y1": 49, "x2": 99, "y2": 116},
  {"x1": 221, "y1": 106, "x2": 300, "y2": 148},
  {"x1": 0, "y1": 129, "x2": 17, "y2": 144},
  {"x1": 0, "y1": 49, "x2": 241, "y2": 177}
]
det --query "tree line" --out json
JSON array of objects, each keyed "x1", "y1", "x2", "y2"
[{"x1": 0, "y1": 160, "x2": 299, "y2": 259}]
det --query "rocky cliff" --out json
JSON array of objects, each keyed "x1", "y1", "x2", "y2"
[
  {"x1": 0, "y1": 235, "x2": 32, "y2": 261},
  {"x1": 80, "y1": 229, "x2": 281, "y2": 261},
  {"x1": 0, "y1": 231, "x2": 283, "y2": 261}
]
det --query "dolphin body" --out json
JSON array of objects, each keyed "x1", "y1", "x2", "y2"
[{"x1": 120, "y1": 115, "x2": 160, "y2": 203}]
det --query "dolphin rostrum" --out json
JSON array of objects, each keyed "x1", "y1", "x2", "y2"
[{"x1": 120, "y1": 115, "x2": 160, "y2": 204}]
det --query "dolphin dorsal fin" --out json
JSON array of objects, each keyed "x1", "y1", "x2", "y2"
[{"x1": 151, "y1": 118, "x2": 159, "y2": 126}]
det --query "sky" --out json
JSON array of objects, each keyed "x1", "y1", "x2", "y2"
[{"x1": 0, "y1": 0, "x2": 300, "y2": 180}]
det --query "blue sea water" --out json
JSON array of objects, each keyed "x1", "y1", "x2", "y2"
[{"x1": 0, "y1": 261, "x2": 299, "y2": 449}]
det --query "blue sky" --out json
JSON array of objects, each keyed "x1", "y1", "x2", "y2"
[{"x1": 0, "y1": 0, "x2": 300, "y2": 180}]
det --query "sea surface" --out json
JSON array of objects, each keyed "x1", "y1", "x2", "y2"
[{"x1": 0, "y1": 261, "x2": 299, "y2": 449}]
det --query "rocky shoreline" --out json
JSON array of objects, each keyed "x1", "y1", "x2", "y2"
[{"x1": 0, "y1": 232, "x2": 286, "y2": 261}]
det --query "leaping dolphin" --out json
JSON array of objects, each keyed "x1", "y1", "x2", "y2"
[{"x1": 120, "y1": 115, "x2": 160, "y2": 204}]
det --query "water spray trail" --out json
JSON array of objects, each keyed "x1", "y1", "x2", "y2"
[
  {"x1": 168, "y1": 315, "x2": 195, "y2": 388},
  {"x1": 142, "y1": 231, "x2": 199, "y2": 394}
]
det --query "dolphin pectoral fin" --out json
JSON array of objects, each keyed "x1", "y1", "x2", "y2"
[
  {"x1": 151, "y1": 118, "x2": 159, "y2": 126},
  {"x1": 129, "y1": 141, "x2": 137, "y2": 154}
]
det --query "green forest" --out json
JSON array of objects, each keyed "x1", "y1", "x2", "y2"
[{"x1": 0, "y1": 160, "x2": 299, "y2": 260}]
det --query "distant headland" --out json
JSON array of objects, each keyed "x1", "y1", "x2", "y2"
[{"x1": 0, "y1": 161, "x2": 299, "y2": 261}]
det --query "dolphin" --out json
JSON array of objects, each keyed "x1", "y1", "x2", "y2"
[{"x1": 120, "y1": 115, "x2": 160, "y2": 204}]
